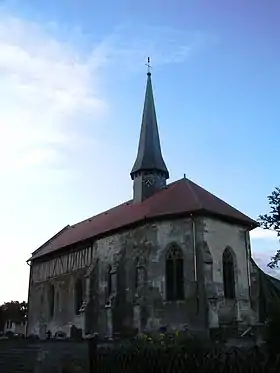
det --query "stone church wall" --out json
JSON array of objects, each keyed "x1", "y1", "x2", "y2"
[
  {"x1": 96, "y1": 217, "x2": 206, "y2": 336},
  {"x1": 28, "y1": 266, "x2": 87, "y2": 338},
  {"x1": 202, "y1": 218, "x2": 256, "y2": 326},
  {"x1": 27, "y1": 217, "x2": 257, "y2": 339},
  {"x1": 28, "y1": 217, "x2": 205, "y2": 338}
]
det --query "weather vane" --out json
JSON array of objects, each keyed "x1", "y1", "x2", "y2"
[{"x1": 145, "y1": 57, "x2": 152, "y2": 74}]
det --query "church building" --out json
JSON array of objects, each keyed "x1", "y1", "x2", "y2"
[{"x1": 27, "y1": 67, "x2": 263, "y2": 339}]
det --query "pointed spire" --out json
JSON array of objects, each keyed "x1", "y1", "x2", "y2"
[{"x1": 130, "y1": 59, "x2": 169, "y2": 180}]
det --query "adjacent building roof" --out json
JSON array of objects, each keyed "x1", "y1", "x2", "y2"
[
  {"x1": 130, "y1": 72, "x2": 169, "y2": 179},
  {"x1": 30, "y1": 177, "x2": 258, "y2": 261},
  {"x1": 251, "y1": 259, "x2": 280, "y2": 320}
]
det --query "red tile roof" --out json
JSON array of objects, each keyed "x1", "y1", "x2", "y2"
[{"x1": 30, "y1": 178, "x2": 258, "y2": 261}]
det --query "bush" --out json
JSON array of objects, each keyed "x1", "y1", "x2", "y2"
[
  {"x1": 5, "y1": 330, "x2": 14, "y2": 338},
  {"x1": 93, "y1": 341, "x2": 272, "y2": 373},
  {"x1": 264, "y1": 304, "x2": 280, "y2": 355},
  {"x1": 132, "y1": 330, "x2": 203, "y2": 351}
]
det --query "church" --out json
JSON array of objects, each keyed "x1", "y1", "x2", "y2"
[{"x1": 27, "y1": 67, "x2": 267, "y2": 339}]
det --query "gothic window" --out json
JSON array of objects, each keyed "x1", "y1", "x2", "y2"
[
  {"x1": 75, "y1": 278, "x2": 84, "y2": 315},
  {"x1": 223, "y1": 248, "x2": 236, "y2": 299},
  {"x1": 165, "y1": 245, "x2": 184, "y2": 301},
  {"x1": 48, "y1": 284, "x2": 55, "y2": 318}
]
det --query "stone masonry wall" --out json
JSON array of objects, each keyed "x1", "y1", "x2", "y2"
[
  {"x1": 28, "y1": 217, "x2": 207, "y2": 338},
  {"x1": 28, "y1": 267, "x2": 86, "y2": 338},
  {"x1": 202, "y1": 218, "x2": 256, "y2": 326},
  {"x1": 28, "y1": 216, "x2": 257, "y2": 339},
  {"x1": 95, "y1": 217, "x2": 204, "y2": 335}
]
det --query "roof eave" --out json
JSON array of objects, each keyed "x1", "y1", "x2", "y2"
[
  {"x1": 29, "y1": 209, "x2": 258, "y2": 262},
  {"x1": 31, "y1": 225, "x2": 71, "y2": 256},
  {"x1": 184, "y1": 209, "x2": 258, "y2": 230}
]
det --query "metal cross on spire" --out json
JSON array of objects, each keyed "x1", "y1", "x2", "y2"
[{"x1": 145, "y1": 57, "x2": 152, "y2": 75}]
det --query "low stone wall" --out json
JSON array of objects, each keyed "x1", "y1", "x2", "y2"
[{"x1": 0, "y1": 339, "x2": 89, "y2": 373}]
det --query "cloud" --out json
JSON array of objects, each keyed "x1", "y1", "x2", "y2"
[
  {"x1": 250, "y1": 227, "x2": 278, "y2": 240},
  {"x1": 253, "y1": 253, "x2": 280, "y2": 278},
  {"x1": 250, "y1": 228, "x2": 279, "y2": 276},
  {"x1": 0, "y1": 14, "x2": 108, "y2": 180},
  {"x1": 251, "y1": 229, "x2": 280, "y2": 277},
  {"x1": 89, "y1": 23, "x2": 215, "y2": 73},
  {"x1": 0, "y1": 8, "x2": 210, "y2": 303},
  {"x1": 0, "y1": 15, "x2": 210, "y2": 181}
]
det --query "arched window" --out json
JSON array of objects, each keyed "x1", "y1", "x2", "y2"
[
  {"x1": 75, "y1": 278, "x2": 84, "y2": 315},
  {"x1": 223, "y1": 248, "x2": 236, "y2": 299},
  {"x1": 48, "y1": 284, "x2": 55, "y2": 318},
  {"x1": 165, "y1": 245, "x2": 184, "y2": 301}
]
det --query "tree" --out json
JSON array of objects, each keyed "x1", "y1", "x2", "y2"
[
  {"x1": 0, "y1": 306, "x2": 5, "y2": 332},
  {"x1": 0, "y1": 301, "x2": 28, "y2": 330},
  {"x1": 259, "y1": 187, "x2": 280, "y2": 268}
]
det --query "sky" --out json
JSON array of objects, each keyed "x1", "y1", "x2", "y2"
[{"x1": 0, "y1": 0, "x2": 279, "y2": 304}]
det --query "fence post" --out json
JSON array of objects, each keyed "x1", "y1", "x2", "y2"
[{"x1": 86, "y1": 333, "x2": 98, "y2": 373}]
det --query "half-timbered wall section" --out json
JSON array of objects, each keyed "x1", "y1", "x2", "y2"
[{"x1": 32, "y1": 245, "x2": 94, "y2": 283}]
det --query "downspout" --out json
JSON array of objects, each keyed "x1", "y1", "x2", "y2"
[
  {"x1": 244, "y1": 230, "x2": 251, "y2": 288},
  {"x1": 190, "y1": 214, "x2": 200, "y2": 317},
  {"x1": 190, "y1": 215, "x2": 197, "y2": 282}
]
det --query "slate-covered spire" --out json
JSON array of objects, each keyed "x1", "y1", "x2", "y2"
[
  {"x1": 131, "y1": 66, "x2": 169, "y2": 178},
  {"x1": 131, "y1": 59, "x2": 169, "y2": 202}
]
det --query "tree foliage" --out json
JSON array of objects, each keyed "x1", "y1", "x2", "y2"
[
  {"x1": 0, "y1": 301, "x2": 28, "y2": 331},
  {"x1": 259, "y1": 187, "x2": 280, "y2": 268}
]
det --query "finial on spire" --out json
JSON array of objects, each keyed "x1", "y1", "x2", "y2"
[{"x1": 145, "y1": 57, "x2": 152, "y2": 75}]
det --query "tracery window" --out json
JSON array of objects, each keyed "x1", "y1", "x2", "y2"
[
  {"x1": 165, "y1": 245, "x2": 184, "y2": 301},
  {"x1": 223, "y1": 248, "x2": 236, "y2": 299}
]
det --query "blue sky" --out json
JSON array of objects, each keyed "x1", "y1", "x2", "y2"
[{"x1": 0, "y1": 0, "x2": 279, "y2": 303}]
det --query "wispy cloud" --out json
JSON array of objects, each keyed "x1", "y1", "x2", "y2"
[
  {"x1": 251, "y1": 228, "x2": 279, "y2": 277},
  {"x1": 250, "y1": 227, "x2": 278, "y2": 240},
  {"x1": 0, "y1": 15, "x2": 211, "y2": 179},
  {"x1": 0, "y1": 14, "x2": 108, "y2": 180},
  {"x1": 0, "y1": 8, "x2": 210, "y2": 303},
  {"x1": 89, "y1": 23, "x2": 215, "y2": 73},
  {"x1": 253, "y1": 250, "x2": 280, "y2": 278},
  {"x1": 0, "y1": 11, "x2": 112, "y2": 303}
]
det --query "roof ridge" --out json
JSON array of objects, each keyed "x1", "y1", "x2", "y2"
[
  {"x1": 75, "y1": 180, "x2": 179, "y2": 227},
  {"x1": 185, "y1": 177, "x2": 253, "y2": 218},
  {"x1": 183, "y1": 178, "x2": 204, "y2": 210},
  {"x1": 31, "y1": 177, "x2": 257, "y2": 261}
]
